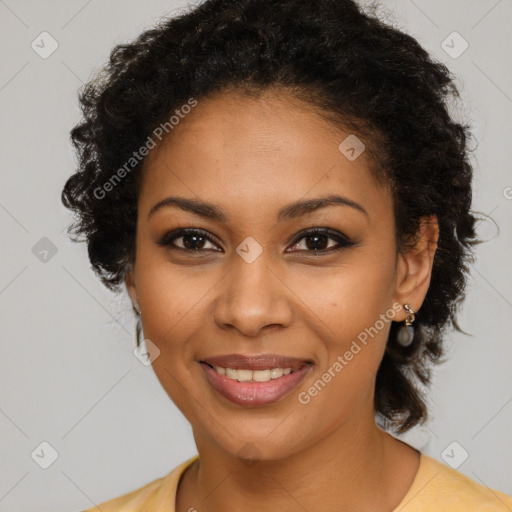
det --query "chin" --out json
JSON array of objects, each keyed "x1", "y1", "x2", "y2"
[{"x1": 209, "y1": 424, "x2": 309, "y2": 463}]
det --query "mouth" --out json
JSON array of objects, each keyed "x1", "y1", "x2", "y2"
[{"x1": 199, "y1": 353, "x2": 313, "y2": 407}]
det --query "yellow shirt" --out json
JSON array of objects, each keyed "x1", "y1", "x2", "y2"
[{"x1": 81, "y1": 453, "x2": 512, "y2": 511}]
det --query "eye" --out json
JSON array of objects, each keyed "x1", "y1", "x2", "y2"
[
  {"x1": 157, "y1": 228, "x2": 221, "y2": 252},
  {"x1": 286, "y1": 228, "x2": 356, "y2": 255}
]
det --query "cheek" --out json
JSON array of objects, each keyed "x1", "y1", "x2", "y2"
[
  {"x1": 135, "y1": 256, "x2": 216, "y2": 341},
  {"x1": 295, "y1": 252, "x2": 396, "y2": 330},
  {"x1": 295, "y1": 252, "x2": 396, "y2": 385}
]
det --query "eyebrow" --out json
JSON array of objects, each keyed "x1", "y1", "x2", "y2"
[{"x1": 147, "y1": 194, "x2": 368, "y2": 222}]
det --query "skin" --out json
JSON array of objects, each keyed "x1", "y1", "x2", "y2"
[{"x1": 125, "y1": 88, "x2": 439, "y2": 512}]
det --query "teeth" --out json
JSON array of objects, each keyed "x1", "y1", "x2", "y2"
[
  {"x1": 226, "y1": 368, "x2": 237, "y2": 380},
  {"x1": 215, "y1": 366, "x2": 226, "y2": 376},
  {"x1": 212, "y1": 365, "x2": 295, "y2": 382},
  {"x1": 236, "y1": 369, "x2": 253, "y2": 382},
  {"x1": 253, "y1": 369, "x2": 271, "y2": 382}
]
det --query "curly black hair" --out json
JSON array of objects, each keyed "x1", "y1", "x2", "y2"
[{"x1": 61, "y1": 0, "x2": 479, "y2": 434}]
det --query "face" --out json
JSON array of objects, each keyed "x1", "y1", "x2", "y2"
[{"x1": 125, "y1": 88, "x2": 432, "y2": 461}]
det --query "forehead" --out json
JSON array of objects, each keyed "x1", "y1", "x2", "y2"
[{"x1": 139, "y1": 89, "x2": 392, "y2": 226}]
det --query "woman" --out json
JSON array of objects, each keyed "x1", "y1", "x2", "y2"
[{"x1": 61, "y1": 0, "x2": 512, "y2": 510}]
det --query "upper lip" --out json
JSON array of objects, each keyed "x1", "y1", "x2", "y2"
[{"x1": 200, "y1": 353, "x2": 312, "y2": 371}]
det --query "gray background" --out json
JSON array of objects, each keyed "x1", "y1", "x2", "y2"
[{"x1": 0, "y1": 0, "x2": 511, "y2": 511}]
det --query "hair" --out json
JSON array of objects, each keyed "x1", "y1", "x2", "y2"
[{"x1": 61, "y1": 0, "x2": 479, "y2": 434}]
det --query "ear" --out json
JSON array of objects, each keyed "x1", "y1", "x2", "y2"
[
  {"x1": 125, "y1": 263, "x2": 138, "y2": 308},
  {"x1": 393, "y1": 215, "x2": 439, "y2": 319}
]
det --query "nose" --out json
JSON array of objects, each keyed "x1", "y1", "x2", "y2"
[{"x1": 213, "y1": 251, "x2": 293, "y2": 337}]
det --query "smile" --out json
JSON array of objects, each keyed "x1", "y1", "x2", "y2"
[{"x1": 199, "y1": 356, "x2": 313, "y2": 407}]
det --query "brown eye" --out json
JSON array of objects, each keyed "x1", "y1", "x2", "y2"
[
  {"x1": 157, "y1": 229, "x2": 221, "y2": 252},
  {"x1": 287, "y1": 228, "x2": 355, "y2": 255}
]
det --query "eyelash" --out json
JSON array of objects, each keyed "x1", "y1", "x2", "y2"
[{"x1": 157, "y1": 227, "x2": 356, "y2": 256}]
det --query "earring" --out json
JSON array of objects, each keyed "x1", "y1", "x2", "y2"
[
  {"x1": 397, "y1": 304, "x2": 415, "y2": 347},
  {"x1": 132, "y1": 302, "x2": 142, "y2": 316},
  {"x1": 132, "y1": 302, "x2": 142, "y2": 348},
  {"x1": 135, "y1": 317, "x2": 142, "y2": 348}
]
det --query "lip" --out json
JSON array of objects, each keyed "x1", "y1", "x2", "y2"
[
  {"x1": 200, "y1": 353, "x2": 312, "y2": 371},
  {"x1": 199, "y1": 357, "x2": 313, "y2": 407}
]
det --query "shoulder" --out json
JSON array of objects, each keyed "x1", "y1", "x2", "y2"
[
  {"x1": 398, "y1": 453, "x2": 512, "y2": 511},
  {"x1": 79, "y1": 455, "x2": 198, "y2": 512}
]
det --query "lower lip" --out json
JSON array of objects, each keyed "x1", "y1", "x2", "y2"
[{"x1": 200, "y1": 362, "x2": 312, "y2": 407}]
